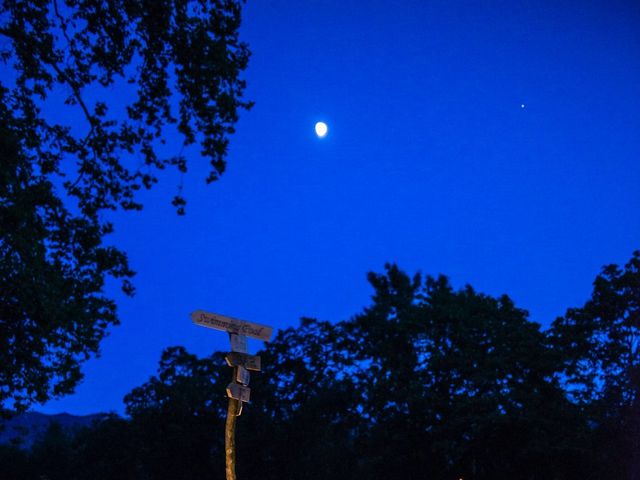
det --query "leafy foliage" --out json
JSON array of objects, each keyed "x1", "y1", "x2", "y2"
[
  {"x1": 238, "y1": 319, "x2": 363, "y2": 480},
  {"x1": 69, "y1": 415, "x2": 138, "y2": 480},
  {"x1": 0, "y1": 0, "x2": 252, "y2": 217},
  {"x1": 551, "y1": 251, "x2": 640, "y2": 408},
  {"x1": 3, "y1": 253, "x2": 639, "y2": 478},
  {"x1": 550, "y1": 251, "x2": 640, "y2": 478},
  {"x1": 0, "y1": 103, "x2": 133, "y2": 410},
  {"x1": 29, "y1": 421, "x2": 75, "y2": 480},
  {"x1": 343, "y1": 265, "x2": 582, "y2": 479},
  {"x1": 0, "y1": 0, "x2": 251, "y2": 411},
  {"x1": 123, "y1": 347, "x2": 228, "y2": 480}
]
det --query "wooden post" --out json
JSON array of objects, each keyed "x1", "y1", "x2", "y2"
[
  {"x1": 190, "y1": 310, "x2": 271, "y2": 480},
  {"x1": 225, "y1": 366, "x2": 240, "y2": 480}
]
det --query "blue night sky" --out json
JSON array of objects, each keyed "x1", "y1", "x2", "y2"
[{"x1": 39, "y1": 0, "x2": 639, "y2": 415}]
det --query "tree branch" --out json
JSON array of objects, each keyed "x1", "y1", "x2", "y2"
[{"x1": 0, "y1": 25, "x2": 95, "y2": 133}]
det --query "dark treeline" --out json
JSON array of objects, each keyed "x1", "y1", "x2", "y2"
[{"x1": 2, "y1": 252, "x2": 638, "y2": 480}]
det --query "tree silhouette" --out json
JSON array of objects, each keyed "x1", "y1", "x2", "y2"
[
  {"x1": 6, "y1": 255, "x2": 638, "y2": 479},
  {"x1": 71, "y1": 415, "x2": 138, "y2": 480},
  {"x1": 0, "y1": 443, "x2": 34, "y2": 480},
  {"x1": 30, "y1": 421, "x2": 75, "y2": 480},
  {"x1": 343, "y1": 265, "x2": 584, "y2": 480},
  {"x1": 238, "y1": 318, "x2": 363, "y2": 480},
  {"x1": 123, "y1": 346, "x2": 229, "y2": 480},
  {"x1": 0, "y1": 0, "x2": 251, "y2": 411},
  {"x1": 0, "y1": 107, "x2": 133, "y2": 411},
  {"x1": 551, "y1": 250, "x2": 640, "y2": 479}
]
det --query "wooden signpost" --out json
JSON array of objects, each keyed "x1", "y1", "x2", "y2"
[
  {"x1": 229, "y1": 333, "x2": 248, "y2": 354},
  {"x1": 225, "y1": 352, "x2": 261, "y2": 371},
  {"x1": 191, "y1": 310, "x2": 273, "y2": 341},
  {"x1": 191, "y1": 310, "x2": 272, "y2": 480},
  {"x1": 235, "y1": 366, "x2": 250, "y2": 386},
  {"x1": 226, "y1": 382, "x2": 251, "y2": 402}
]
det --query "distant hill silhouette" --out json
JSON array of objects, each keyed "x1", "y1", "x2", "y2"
[{"x1": 0, "y1": 412, "x2": 107, "y2": 448}]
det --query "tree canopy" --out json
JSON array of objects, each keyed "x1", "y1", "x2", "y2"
[
  {"x1": 0, "y1": 0, "x2": 251, "y2": 411},
  {"x1": 2, "y1": 252, "x2": 639, "y2": 478},
  {"x1": 550, "y1": 250, "x2": 640, "y2": 479},
  {"x1": 0, "y1": 100, "x2": 133, "y2": 411}
]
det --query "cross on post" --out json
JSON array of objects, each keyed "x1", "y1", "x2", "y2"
[{"x1": 191, "y1": 310, "x2": 273, "y2": 480}]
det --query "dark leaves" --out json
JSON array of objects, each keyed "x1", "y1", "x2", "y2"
[
  {"x1": 0, "y1": 0, "x2": 251, "y2": 411},
  {"x1": 0, "y1": 104, "x2": 133, "y2": 411},
  {"x1": 0, "y1": 0, "x2": 251, "y2": 218}
]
